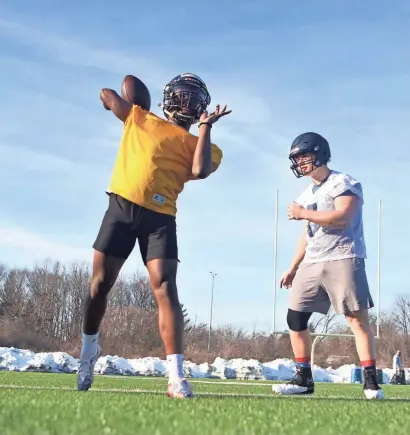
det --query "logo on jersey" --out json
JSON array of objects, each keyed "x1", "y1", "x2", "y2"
[{"x1": 152, "y1": 194, "x2": 166, "y2": 205}]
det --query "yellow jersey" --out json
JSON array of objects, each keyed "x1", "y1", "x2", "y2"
[{"x1": 108, "y1": 105, "x2": 223, "y2": 216}]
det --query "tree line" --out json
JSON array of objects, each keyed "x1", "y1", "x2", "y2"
[{"x1": 0, "y1": 260, "x2": 408, "y2": 367}]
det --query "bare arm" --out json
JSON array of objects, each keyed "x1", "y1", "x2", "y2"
[
  {"x1": 289, "y1": 224, "x2": 308, "y2": 272},
  {"x1": 191, "y1": 124, "x2": 213, "y2": 179},
  {"x1": 280, "y1": 225, "x2": 307, "y2": 288},
  {"x1": 301, "y1": 194, "x2": 360, "y2": 229},
  {"x1": 191, "y1": 105, "x2": 231, "y2": 180},
  {"x1": 100, "y1": 88, "x2": 132, "y2": 122}
]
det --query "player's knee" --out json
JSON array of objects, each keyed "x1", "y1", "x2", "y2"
[
  {"x1": 152, "y1": 279, "x2": 178, "y2": 302},
  {"x1": 346, "y1": 310, "x2": 369, "y2": 331},
  {"x1": 90, "y1": 251, "x2": 123, "y2": 299},
  {"x1": 90, "y1": 273, "x2": 116, "y2": 299},
  {"x1": 148, "y1": 260, "x2": 179, "y2": 305},
  {"x1": 287, "y1": 309, "x2": 312, "y2": 332},
  {"x1": 151, "y1": 276, "x2": 178, "y2": 305}
]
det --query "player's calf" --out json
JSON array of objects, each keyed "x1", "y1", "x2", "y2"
[
  {"x1": 78, "y1": 252, "x2": 124, "y2": 391},
  {"x1": 147, "y1": 258, "x2": 192, "y2": 397},
  {"x1": 149, "y1": 266, "x2": 184, "y2": 355},
  {"x1": 83, "y1": 252, "x2": 124, "y2": 334},
  {"x1": 346, "y1": 310, "x2": 384, "y2": 400}
]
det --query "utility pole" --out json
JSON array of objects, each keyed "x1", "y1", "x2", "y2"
[{"x1": 208, "y1": 272, "x2": 217, "y2": 352}]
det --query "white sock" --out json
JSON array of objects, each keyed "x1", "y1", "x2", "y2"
[
  {"x1": 166, "y1": 354, "x2": 184, "y2": 382},
  {"x1": 80, "y1": 332, "x2": 99, "y2": 360}
]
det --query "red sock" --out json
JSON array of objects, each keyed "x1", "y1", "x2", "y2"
[
  {"x1": 295, "y1": 357, "x2": 311, "y2": 368},
  {"x1": 360, "y1": 360, "x2": 376, "y2": 368}
]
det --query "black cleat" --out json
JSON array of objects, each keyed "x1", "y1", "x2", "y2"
[
  {"x1": 363, "y1": 368, "x2": 384, "y2": 400},
  {"x1": 272, "y1": 366, "x2": 315, "y2": 395}
]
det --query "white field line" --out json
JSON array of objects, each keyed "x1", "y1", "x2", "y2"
[
  {"x1": 0, "y1": 384, "x2": 408, "y2": 401},
  {"x1": 103, "y1": 378, "x2": 274, "y2": 386},
  {"x1": 190, "y1": 380, "x2": 272, "y2": 386},
  {"x1": 101, "y1": 377, "x2": 346, "y2": 386},
  {"x1": 1, "y1": 373, "x2": 347, "y2": 386}
]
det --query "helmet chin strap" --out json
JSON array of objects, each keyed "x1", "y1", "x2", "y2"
[
  {"x1": 290, "y1": 156, "x2": 321, "y2": 178},
  {"x1": 161, "y1": 104, "x2": 196, "y2": 126}
]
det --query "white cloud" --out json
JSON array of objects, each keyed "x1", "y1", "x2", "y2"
[
  {"x1": 0, "y1": 15, "x2": 294, "y2": 236},
  {"x1": 0, "y1": 10, "x2": 409, "y2": 331},
  {"x1": 0, "y1": 224, "x2": 90, "y2": 264},
  {"x1": 0, "y1": 143, "x2": 107, "y2": 189},
  {"x1": 0, "y1": 17, "x2": 168, "y2": 92},
  {"x1": 0, "y1": 223, "x2": 145, "y2": 276}
]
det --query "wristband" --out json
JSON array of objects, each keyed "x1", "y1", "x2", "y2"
[{"x1": 198, "y1": 122, "x2": 212, "y2": 129}]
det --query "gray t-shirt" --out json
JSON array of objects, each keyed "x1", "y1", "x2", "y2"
[{"x1": 295, "y1": 170, "x2": 366, "y2": 263}]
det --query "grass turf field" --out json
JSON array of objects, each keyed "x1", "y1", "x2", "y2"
[{"x1": 1, "y1": 372, "x2": 409, "y2": 435}]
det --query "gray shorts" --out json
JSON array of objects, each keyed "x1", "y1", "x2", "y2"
[{"x1": 289, "y1": 257, "x2": 374, "y2": 315}]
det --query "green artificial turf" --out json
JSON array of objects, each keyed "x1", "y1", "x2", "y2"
[{"x1": 0, "y1": 372, "x2": 409, "y2": 435}]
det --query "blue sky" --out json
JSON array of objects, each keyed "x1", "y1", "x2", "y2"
[{"x1": 0, "y1": 0, "x2": 409, "y2": 333}]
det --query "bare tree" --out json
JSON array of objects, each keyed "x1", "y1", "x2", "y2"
[
  {"x1": 392, "y1": 296, "x2": 410, "y2": 357},
  {"x1": 308, "y1": 310, "x2": 339, "y2": 335},
  {"x1": 2, "y1": 258, "x2": 410, "y2": 365}
]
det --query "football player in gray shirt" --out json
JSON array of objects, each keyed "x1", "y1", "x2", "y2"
[{"x1": 273, "y1": 132, "x2": 383, "y2": 400}]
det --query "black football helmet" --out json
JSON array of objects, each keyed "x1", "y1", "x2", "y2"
[
  {"x1": 161, "y1": 73, "x2": 211, "y2": 126},
  {"x1": 289, "y1": 132, "x2": 331, "y2": 178}
]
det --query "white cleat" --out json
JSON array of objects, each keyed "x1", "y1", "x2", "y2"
[
  {"x1": 272, "y1": 383, "x2": 313, "y2": 395},
  {"x1": 272, "y1": 366, "x2": 315, "y2": 395},
  {"x1": 364, "y1": 387, "x2": 384, "y2": 400},
  {"x1": 166, "y1": 379, "x2": 195, "y2": 399},
  {"x1": 77, "y1": 346, "x2": 101, "y2": 391}
]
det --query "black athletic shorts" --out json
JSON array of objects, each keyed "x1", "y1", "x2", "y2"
[{"x1": 93, "y1": 193, "x2": 178, "y2": 264}]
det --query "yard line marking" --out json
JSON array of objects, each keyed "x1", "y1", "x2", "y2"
[
  {"x1": 2, "y1": 373, "x2": 351, "y2": 387},
  {"x1": 103, "y1": 377, "x2": 338, "y2": 387},
  {"x1": 108, "y1": 378, "x2": 273, "y2": 386},
  {"x1": 0, "y1": 384, "x2": 409, "y2": 401},
  {"x1": 190, "y1": 380, "x2": 272, "y2": 386}
]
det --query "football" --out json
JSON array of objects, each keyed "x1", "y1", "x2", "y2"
[{"x1": 121, "y1": 75, "x2": 151, "y2": 111}]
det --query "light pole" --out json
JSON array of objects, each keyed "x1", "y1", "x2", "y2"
[
  {"x1": 272, "y1": 188, "x2": 279, "y2": 334},
  {"x1": 208, "y1": 272, "x2": 217, "y2": 351}
]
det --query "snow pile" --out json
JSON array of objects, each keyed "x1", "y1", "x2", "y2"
[
  {"x1": 0, "y1": 347, "x2": 77, "y2": 373},
  {"x1": 94, "y1": 355, "x2": 167, "y2": 377},
  {"x1": 0, "y1": 347, "x2": 407, "y2": 384}
]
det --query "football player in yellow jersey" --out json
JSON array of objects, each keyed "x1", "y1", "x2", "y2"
[{"x1": 77, "y1": 73, "x2": 231, "y2": 398}]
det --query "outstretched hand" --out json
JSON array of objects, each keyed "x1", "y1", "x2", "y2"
[{"x1": 200, "y1": 104, "x2": 232, "y2": 125}]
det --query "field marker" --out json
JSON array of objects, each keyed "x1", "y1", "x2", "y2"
[{"x1": 0, "y1": 384, "x2": 408, "y2": 401}]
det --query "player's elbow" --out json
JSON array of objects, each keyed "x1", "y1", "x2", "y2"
[
  {"x1": 191, "y1": 163, "x2": 212, "y2": 179},
  {"x1": 334, "y1": 198, "x2": 359, "y2": 228},
  {"x1": 330, "y1": 210, "x2": 353, "y2": 229},
  {"x1": 328, "y1": 217, "x2": 349, "y2": 229},
  {"x1": 336, "y1": 219, "x2": 350, "y2": 229},
  {"x1": 100, "y1": 88, "x2": 113, "y2": 109},
  {"x1": 191, "y1": 168, "x2": 211, "y2": 179},
  {"x1": 100, "y1": 88, "x2": 110, "y2": 101}
]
